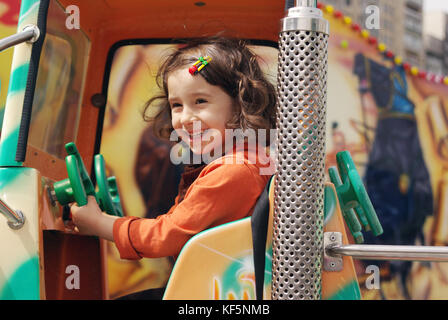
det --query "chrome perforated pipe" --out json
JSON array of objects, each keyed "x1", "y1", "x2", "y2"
[{"x1": 272, "y1": 0, "x2": 329, "y2": 300}]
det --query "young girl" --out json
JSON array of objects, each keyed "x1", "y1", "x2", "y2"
[{"x1": 70, "y1": 36, "x2": 277, "y2": 263}]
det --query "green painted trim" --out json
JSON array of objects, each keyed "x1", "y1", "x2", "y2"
[
  {"x1": 0, "y1": 49, "x2": 32, "y2": 167},
  {"x1": 0, "y1": 167, "x2": 27, "y2": 189},
  {"x1": 0, "y1": 106, "x2": 5, "y2": 131},
  {"x1": 7, "y1": 63, "x2": 30, "y2": 95},
  {"x1": 0, "y1": 126, "x2": 22, "y2": 167},
  {"x1": 327, "y1": 280, "x2": 361, "y2": 300},
  {"x1": 0, "y1": 256, "x2": 40, "y2": 300},
  {"x1": 324, "y1": 185, "x2": 337, "y2": 224},
  {"x1": 18, "y1": 0, "x2": 41, "y2": 25}
]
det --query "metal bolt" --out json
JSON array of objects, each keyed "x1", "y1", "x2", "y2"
[
  {"x1": 7, "y1": 210, "x2": 25, "y2": 230},
  {"x1": 22, "y1": 24, "x2": 40, "y2": 43}
]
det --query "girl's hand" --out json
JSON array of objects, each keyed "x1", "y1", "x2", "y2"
[
  {"x1": 70, "y1": 196, "x2": 118, "y2": 241},
  {"x1": 69, "y1": 196, "x2": 103, "y2": 236}
]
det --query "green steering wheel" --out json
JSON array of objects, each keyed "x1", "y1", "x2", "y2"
[
  {"x1": 53, "y1": 143, "x2": 124, "y2": 217},
  {"x1": 94, "y1": 154, "x2": 123, "y2": 217},
  {"x1": 328, "y1": 151, "x2": 383, "y2": 244},
  {"x1": 53, "y1": 143, "x2": 96, "y2": 207}
]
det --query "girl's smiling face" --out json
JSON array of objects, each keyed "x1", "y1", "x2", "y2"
[{"x1": 168, "y1": 67, "x2": 235, "y2": 155}]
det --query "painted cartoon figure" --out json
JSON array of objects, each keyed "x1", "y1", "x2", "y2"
[{"x1": 354, "y1": 53, "x2": 434, "y2": 298}]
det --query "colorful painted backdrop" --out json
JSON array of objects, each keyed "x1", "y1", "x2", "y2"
[
  {"x1": 0, "y1": 0, "x2": 20, "y2": 126},
  {"x1": 324, "y1": 8, "x2": 448, "y2": 299}
]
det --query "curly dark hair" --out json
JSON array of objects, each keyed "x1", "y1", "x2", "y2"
[{"x1": 143, "y1": 36, "x2": 277, "y2": 144}]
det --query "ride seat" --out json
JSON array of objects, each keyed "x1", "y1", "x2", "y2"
[{"x1": 163, "y1": 177, "x2": 362, "y2": 300}]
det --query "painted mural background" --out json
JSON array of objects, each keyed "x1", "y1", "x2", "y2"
[
  {"x1": 325, "y1": 12, "x2": 448, "y2": 300},
  {"x1": 0, "y1": 0, "x2": 20, "y2": 126}
]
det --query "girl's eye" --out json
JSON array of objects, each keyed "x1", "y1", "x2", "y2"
[
  {"x1": 196, "y1": 98, "x2": 207, "y2": 104},
  {"x1": 171, "y1": 103, "x2": 182, "y2": 109}
]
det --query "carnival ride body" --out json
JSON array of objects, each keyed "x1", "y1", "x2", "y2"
[{"x1": 0, "y1": 0, "x2": 439, "y2": 300}]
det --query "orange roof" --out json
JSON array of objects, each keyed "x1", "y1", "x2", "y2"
[{"x1": 58, "y1": 0, "x2": 285, "y2": 42}]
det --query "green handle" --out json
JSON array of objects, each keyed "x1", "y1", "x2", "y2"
[
  {"x1": 329, "y1": 151, "x2": 383, "y2": 243},
  {"x1": 53, "y1": 143, "x2": 95, "y2": 206},
  {"x1": 53, "y1": 143, "x2": 124, "y2": 217},
  {"x1": 66, "y1": 155, "x2": 87, "y2": 206},
  {"x1": 94, "y1": 154, "x2": 123, "y2": 217}
]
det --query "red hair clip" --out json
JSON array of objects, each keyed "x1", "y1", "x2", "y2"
[{"x1": 189, "y1": 56, "x2": 212, "y2": 75}]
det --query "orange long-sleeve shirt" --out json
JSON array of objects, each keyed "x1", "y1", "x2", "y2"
[{"x1": 113, "y1": 145, "x2": 273, "y2": 260}]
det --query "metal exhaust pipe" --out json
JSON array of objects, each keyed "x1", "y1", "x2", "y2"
[{"x1": 272, "y1": 0, "x2": 329, "y2": 300}]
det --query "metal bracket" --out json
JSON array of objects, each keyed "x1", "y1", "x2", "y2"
[
  {"x1": 0, "y1": 198, "x2": 26, "y2": 230},
  {"x1": 47, "y1": 187, "x2": 57, "y2": 207},
  {"x1": 0, "y1": 24, "x2": 40, "y2": 52},
  {"x1": 324, "y1": 232, "x2": 448, "y2": 265},
  {"x1": 7, "y1": 210, "x2": 25, "y2": 230},
  {"x1": 323, "y1": 232, "x2": 343, "y2": 272},
  {"x1": 22, "y1": 24, "x2": 40, "y2": 43}
]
